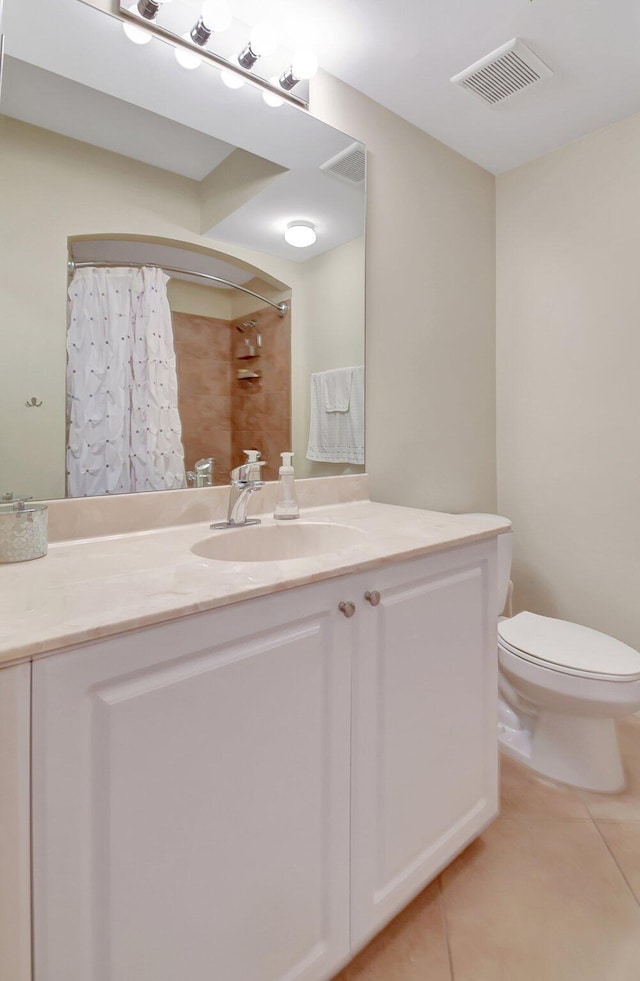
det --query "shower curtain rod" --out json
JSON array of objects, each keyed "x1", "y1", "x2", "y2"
[{"x1": 67, "y1": 259, "x2": 289, "y2": 317}]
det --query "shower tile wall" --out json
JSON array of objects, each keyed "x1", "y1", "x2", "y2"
[
  {"x1": 231, "y1": 305, "x2": 291, "y2": 484},
  {"x1": 172, "y1": 312, "x2": 233, "y2": 485},
  {"x1": 172, "y1": 305, "x2": 291, "y2": 485}
]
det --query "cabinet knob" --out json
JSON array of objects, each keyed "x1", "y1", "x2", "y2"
[
  {"x1": 364, "y1": 590, "x2": 381, "y2": 606},
  {"x1": 339, "y1": 601, "x2": 356, "y2": 618}
]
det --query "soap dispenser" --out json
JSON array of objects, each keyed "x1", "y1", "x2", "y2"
[{"x1": 274, "y1": 452, "x2": 299, "y2": 520}]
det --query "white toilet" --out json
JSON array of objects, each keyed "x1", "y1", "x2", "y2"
[{"x1": 471, "y1": 515, "x2": 640, "y2": 793}]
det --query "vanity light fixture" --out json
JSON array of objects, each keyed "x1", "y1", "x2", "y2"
[
  {"x1": 237, "y1": 23, "x2": 278, "y2": 70},
  {"x1": 221, "y1": 66, "x2": 245, "y2": 89},
  {"x1": 194, "y1": 0, "x2": 232, "y2": 40},
  {"x1": 175, "y1": 1, "x2": 232, "y2": 69},
  {"x1": 118, "y1": 0, "x2": 315, "y2": 108},
  {"x1": 263, "y1": 79, "x2": 284, "y2": 108},
  {"x1": 122, "y1": 6, "x2": 153, "y2": 43},
  {"x1": 122, "y1": 0, "x2": 170, "y2": 45},
  {"x1": 137, "y1": 0, "x2": 167, "y2": 18},
  {"x1": 175, "y1": 35, "x2": 202, "y2": 69},
  {"x1": 284, "y1": 221, "x2": 317, "y2": 248},
  {"x1": 279, "y1": 48, "x2": 319, "y2": 91}
]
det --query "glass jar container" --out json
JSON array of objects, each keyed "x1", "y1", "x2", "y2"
[{"x1": 0, "y1": 501, "x2": 48, "y2": 562}]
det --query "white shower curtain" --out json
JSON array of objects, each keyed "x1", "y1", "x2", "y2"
[{"x1": 66, "y1": 266, "x2": 185, "y2": 497}]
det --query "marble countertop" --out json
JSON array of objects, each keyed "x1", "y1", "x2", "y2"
[{"x1": 0, "y1": 494, "x2": 510, "y2": 666}]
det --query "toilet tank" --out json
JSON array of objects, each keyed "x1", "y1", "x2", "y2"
[{"x1": 464, "y1": 514, "x2": 513, "y2": 617}]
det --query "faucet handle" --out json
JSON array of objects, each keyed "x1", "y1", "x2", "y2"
[
  {"x1": 243, "y1": 450, "x2": 266, "y2": 480},
  {"x1": 231, "y1": 450, "x2": 267, "y2": 483},
  {"x1": 187, "y1": 457, "x2": 214, "y2": 488}
]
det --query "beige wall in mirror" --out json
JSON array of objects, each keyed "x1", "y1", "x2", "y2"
[{"x1": 0, "y1": 115, "x2": 364, "y2": 500}]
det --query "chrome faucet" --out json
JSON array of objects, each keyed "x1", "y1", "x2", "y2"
[
  {"x1": 211, "y1": 450, "x2": 266, "y2": 529},
  {"x1": 186, "y1": 457, "x2": 214, "y2": 488}
]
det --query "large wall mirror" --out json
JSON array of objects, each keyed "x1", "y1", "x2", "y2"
[{"x1": 0, "y1": 0, "x2": 365, "y2": 501}]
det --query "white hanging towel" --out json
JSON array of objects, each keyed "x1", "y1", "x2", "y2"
[
  {"x1": 307, "y1": 366, "x2": 364, "y2": 464},
  {"x1": 321, "y1": 366, "x2": 353, "y2": 411}
]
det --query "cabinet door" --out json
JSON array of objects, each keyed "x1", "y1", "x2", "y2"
[
  {"x1": 33, "y1": 582, "x2": 352, "y2": 981},
  {"x1": 0, "y1": 663, "x2": 31, "y2": 981},
  {"x1": 350, "y1": 543, "x2": 498, "y2": 948}
]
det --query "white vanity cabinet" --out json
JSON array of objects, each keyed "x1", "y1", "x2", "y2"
[
  {"x1": 32, "y1": 583, "x2": 353, "y2": 981},
  {"x1": 350, "y1": 543, "x2": 498, "y2": 948},
  {"x1": 0, "y1": 663, "x2": 32, "y2": 981},
  {"x1": 31, "y1": 539, "x2": 497, "y2": 981}
]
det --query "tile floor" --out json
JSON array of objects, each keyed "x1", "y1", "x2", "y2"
[{"x1": 333, "y1": 715, "x2": 640, "y2": 981}]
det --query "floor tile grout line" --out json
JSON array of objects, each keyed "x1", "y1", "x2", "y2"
[
  {"x1": 501, "y1": 752, "x2": 640, "y2": 918},
  {"x1": 508, "y1": 739, "x2": 640, "y2": 909},
  {"x1": 435, "y1": 874, "x2": 456, "y2": 981},
  {"x1": 581, "y1": 797, "x2": 640, "y2": 908}
]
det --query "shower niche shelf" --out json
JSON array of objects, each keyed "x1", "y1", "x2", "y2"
[
  {"x1": 237, "y1": 368, "x2": 262, "y2": 382},
  {"x1": 235, "y1": 321, "x2": 262, "y2": 361}
]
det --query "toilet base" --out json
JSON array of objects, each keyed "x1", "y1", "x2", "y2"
[{"x1": 498, "y1": 708, "x2": 626, "y2": 793}]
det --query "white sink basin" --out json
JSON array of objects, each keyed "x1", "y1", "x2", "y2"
[{"x1": 192, "y1": 521, "x2": 366, "y2": 563}]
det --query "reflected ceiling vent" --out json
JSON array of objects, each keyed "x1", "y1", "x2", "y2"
[
  {"x1": 321, "y1": 142, "x2": 366, "y2": 185},
  {"x1": 451, "y1": 38, "x2": 553, "y2": 106}
]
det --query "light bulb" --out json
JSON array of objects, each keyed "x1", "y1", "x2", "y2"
[
  {"x1": 263, "y1": 79, "x2": 284, "y2": 108},
  {"x1": 284, "y1": 221, "x2": 316, "y2": 248},
  {"x1": 122, "y1": 5, "x2": 152, "y2": 44},
  {"x1": 175, "y1": 34, "x2": 202, "y2": 69},
  {"x1": 249, "y1": 23, "x2": 277, "y2": 57},
  {"x1": 123, "y1": 20, "x2": 152, "y2": 43},
  {"x1": 201, "y1": 0, "x2": 232, "y2": 32},
  {"x1": 221, "y1": 68, "x2": 245, "y2": 89},
  {"x1": 291, "y1": 48, "x2": 318, "y2": 80}
]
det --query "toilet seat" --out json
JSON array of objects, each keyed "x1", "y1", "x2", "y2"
[{"x1": 498, "y1": 612, "x2": 640, "y2": 683}]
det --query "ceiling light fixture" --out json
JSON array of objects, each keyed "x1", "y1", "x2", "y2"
[
  {"x1": 237, "y1": 23, "x2": 277, "y2": 70},
  {"x1": 284, "y1": 221, "x2": 317, "y2": 248}
]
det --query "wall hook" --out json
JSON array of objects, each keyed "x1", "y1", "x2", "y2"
[{"x1": 25, "y1": 397, "x2": 43, "y2": 407}]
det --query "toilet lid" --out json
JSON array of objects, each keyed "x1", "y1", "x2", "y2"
[{"x1": 498, "y1": 612, "x2": 640, "y2": 680}]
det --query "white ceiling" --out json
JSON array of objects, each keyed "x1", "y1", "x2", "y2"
[
  {"x1": 5, "y1": 0, "x2": 632, "y2": 218},
  {"x1": 232, "y1": 0, "x2": 640, "y2": 174}
]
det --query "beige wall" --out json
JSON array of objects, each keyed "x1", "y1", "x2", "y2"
[
  {"x1": 167, "y1": 280, "x2": 233, "y2": 320},
  {"x1": 312, "y1": 72, "x2": 497, "y2": 512},
  {"x1": 496, "y1": 112, "x2": 640, "y2": 648},
  {"x1": 291, "y1": 236, "x2": 365, "y2": 479}
]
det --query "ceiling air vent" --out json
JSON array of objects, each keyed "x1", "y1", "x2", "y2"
[
  {"x1": 321, "y1": 142, "x2": 366, "y2": 185},
  {"x1": 451, "y1": 38, "x2": 552, "y2": 106}
]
